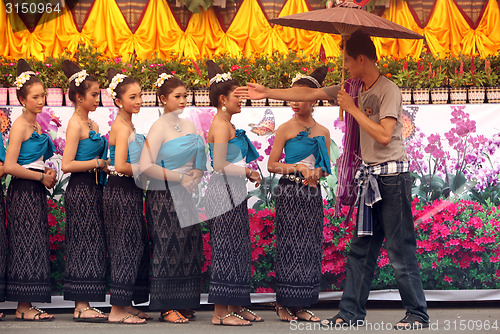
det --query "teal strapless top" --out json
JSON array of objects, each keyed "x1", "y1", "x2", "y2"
[
  {"x1": 110, "y1": 133, "x2": 145, "y2": 165},
  {"x1": 16, "y1": 131, "x2": 55, "y2": 165},
  {"x1": 156, "y1": 134, "x2": 207, "y2": 171},
  {"x1": 208, "y1": 129, "x2": 259, "y2": 167},
  {"x1": 0, "y1": 134, "x2": 6, "y2": 162},
  {"x1": 284, "y1": 131, "x2": 331, "y2": 174},
  {"x1": 74, "y1": 130, "x2": 108, "y2": 185}
]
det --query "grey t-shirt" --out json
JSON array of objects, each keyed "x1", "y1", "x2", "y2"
[{"x1": 323, "y1": 77, "x2": 408, "y2": 165}]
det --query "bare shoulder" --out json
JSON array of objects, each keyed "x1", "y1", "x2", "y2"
[{"x1": 317, "y1": 123, "x2": 330, "y2": 137}]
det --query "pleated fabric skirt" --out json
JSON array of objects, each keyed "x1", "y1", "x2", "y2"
[
  {"x1": 5, "y1": 178, "x2": 51, "y2": 302},
  {"x1": 64, "y1": 172, "x2": 107, "y2": 302},
  {"x1": 145, "y1": 181, "x2": 202, "y2": 311},
  {"x1": 0, "y1": 189, "x2": 6, "y2": 302},
  {"x1": 274, "y1": 177, "x2": 323, "y2": 307},
  {"x1": 205, "y1": 173, "x2": 251, "y2": 306},
  {"x1": 103, "y1": 175, "x2": 149, "y2": 306}
]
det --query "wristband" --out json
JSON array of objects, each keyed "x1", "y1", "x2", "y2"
[
  {"x1": 179, "y1": 173, "x2": 184, "y2": 183},
  {"x1": 247, "y1": 169, "x2": 253, "y2": 178},
  {"x1": 96, "y1": 158, "x2": 100, "y2": 169},
  {"x1": 40, "y1": 172, "x2": 44, "y2": 181}
]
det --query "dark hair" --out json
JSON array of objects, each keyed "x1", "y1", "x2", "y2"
[
  {"x1": 62, "y1": 60, "x2": 99, "y2": 104},
  {"x1": 156, "y1": 66, "x2": 185, "y2": 103},
  {"x1": 206, "y1": 60, "x2": 239, "y2": 108},
  {"x1": 16, "y1": 59, "x2": 43, "y2": 102},
  {"x1": 345, "y1": 30, "x2": 377, "y2": 61},
  {"x1": 292, "y1": 66, "x2": 328, "y2": 89},
  {"x1": 107, "y1": 68, "x2": 139, "y2": 107}
]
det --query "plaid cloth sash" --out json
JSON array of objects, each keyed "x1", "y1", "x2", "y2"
[{"x1": 354, "y1": 161, "x2": 411, "y2": 237}]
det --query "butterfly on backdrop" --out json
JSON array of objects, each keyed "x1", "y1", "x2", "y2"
[{"x1": 249, "y1": 108, "x2": 276, "y2": 136}]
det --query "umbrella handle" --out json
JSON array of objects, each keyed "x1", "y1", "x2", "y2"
[{"x1": 339, "y1": 36, "x2": 346, "y2": 122}]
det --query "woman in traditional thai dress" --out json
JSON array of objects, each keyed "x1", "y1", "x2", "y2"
[
  {"x1": 0, "y1": 134, "x2": 7, "y2": 321},
  {"x1": 103, "y1": 68, "x2": 150, "y2": 324},
  {"x1": 139, "y1": 67, "x2": 205, "y2": 324},
  {"x1": 3, "y1": 59, "x2": 57, "y2": 321},
  {"x1": 61, "y1": 60, "x2": 108, "y2": 322},
  {"x1": 268, "y1": 66, "x2": 331, "y2": 322},
  {"x1": 204, "y1": 60, "x2": 262, "y2": 326}
]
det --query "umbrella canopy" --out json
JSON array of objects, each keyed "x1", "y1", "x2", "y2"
[
  {"x1": 270, "y1": 2, "x2": 424, "y2": 120},
  {"x1": 269, "y1": 3, "x2": 424, "y2": 39}
]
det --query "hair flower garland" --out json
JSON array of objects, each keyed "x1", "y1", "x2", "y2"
[
  {"x1": 107, "y1": 73, "x2": 127, "y2": 99},
  {"x1": 291, "y1": 73, "x2": 321, "y2": 88},
  {"x1": 68, "y1": 70, "x2": 89, "y2": 87},
  {"x1": 209, "y1": 72, "x2": 232, "y2": 85},
  {"x1": 154, "y1": 73, "x2": 173, "y2": 89},
  {"x1": 14, "y1": 71, "x2": 36, "y2": 90}
]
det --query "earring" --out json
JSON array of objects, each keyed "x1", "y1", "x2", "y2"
[
  {"x1": 22, "y1": 104, "x2": 26, "y2": 113},
  {"x1": 79, "y1": 99, "x2": 83, "y2": 103},
  {"x1": 118, "y1": 105, "x2": 122, "y2": 109},
  {"x1": 221, "y1": 102, "x2": 227, "y2": 113}
]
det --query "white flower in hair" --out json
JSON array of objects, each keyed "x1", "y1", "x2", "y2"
[
  {"x1": 107, "y1": 73, "x2": 127, "y2": 99},
  {"x1": 14, "y1": 72, "x2": 32, "y2": 90},
  {"x1": 209, "y1": 72, "x2": 232, "y2": 85},
  {"x1": 291, "y1": 73, "x2": 307, "y2": 85},
  {"x1": 69, "y1": 70, "x2": 89, "y2": 87},
  {"x1": 154, "y1": 73, "x2": 173, "y2": 88}
]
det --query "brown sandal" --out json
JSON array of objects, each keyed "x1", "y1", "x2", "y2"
[
  {"x1": 16, "y1": 306, "x2": 55, "y2": 322},
  {"x1": 295, "y1": 308, "x2": 320, "y2": 322},
  {"x1": 159, "y1": 310, "x2": 188, "y2": 323},
  {"x1": 275, "y1": 306, "x2": 296, "y2": 322},
  {"x1": 108, "y1": 314, "x2": 146, "y2": 325},
  {"x1": 214, "y1": 312, "x2": 252, "y2": 326},
  {"x1": 73, "y1": 306, "x2": 108, "y2": 322},
  {"x1": 238, "y1": 307, "x2": 263, "y2": 322}
]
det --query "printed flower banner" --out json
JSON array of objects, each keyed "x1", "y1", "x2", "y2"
[{"x1": 1, "y1": 103, "x2": 499, "y2": 297}]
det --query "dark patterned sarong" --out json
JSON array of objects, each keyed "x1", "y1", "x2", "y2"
[
  {"x1": 6, "y1": 178, "x2": 51, "y2": 302},
  {"x1": 275, "y1": 177, "x2": 323, "y2": 307},
  {"x1": 146, "y1": 181, "x2": 202, "y2": 311},
  {"x1": 64, "y1": 172, "x2": 107, "y2": 302},
  {"x1": 0, "y1": 189, "x2": 6, "y2": 301},
  {"x1": 205, "y1": 173, "x2": 251, "y2": 306},
  {"x1": 103, "y1": 175, "x2": 149, "y2": 306}
]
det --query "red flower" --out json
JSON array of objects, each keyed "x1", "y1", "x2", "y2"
[{"x1": 443, "y1": 276, "x2": 453, "y2": 283}]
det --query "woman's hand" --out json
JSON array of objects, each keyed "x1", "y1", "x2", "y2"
[
  {"x1": 180, "y1": 173, "x2": 196, "y2": 193},
  {"x1": 247, "y1": 169, "x2": 261, "y2": 187},
  {"x1": 297, "y1": 164, "x2": 319, "y2": 188},
  {"x1": 42, "y1": 169, "x2": 57, "y2": 189}
]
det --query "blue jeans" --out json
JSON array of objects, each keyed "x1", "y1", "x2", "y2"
[{"x1": 338, "y1": 172, "x2": 428, "y2": 323}]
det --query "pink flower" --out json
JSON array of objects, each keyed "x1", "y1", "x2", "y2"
[
  {"x1": 231, "y1": 65, "x2": 240, "y2": 71},
  {"x1": 443, "y1": 276, "x2": 453, "y2": 283},
  {"x1": 45, "y1": 64, "x2": 52, "y2": 67}
]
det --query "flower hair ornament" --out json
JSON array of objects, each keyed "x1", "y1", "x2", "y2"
[
  {"x1": 68, "y1": 70, "x2": 89, "y2": 87},
  {"x1": 154, "y1": 73, "x2": 173, "y2": 88},
  {"x1": 209, "y1": 72, "x2": 232, "y2": 86},
  {"x1": 14, "y1": 71, "x2": 37, "y2": 90},
  {"x1": 107, "y1": 73, "x2": 127, "y2": 99},
  {"x1": 291, "y1": 73, "x2": 321, "y2": 88}
]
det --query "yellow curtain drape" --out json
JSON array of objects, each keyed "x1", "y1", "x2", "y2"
[
  {"x1": 274, "y1": 0, "x2": 342, "y2": 57},
  {"x1": 373, "y1": 0, "x2": 424, "y2": 59},
  {"x1": 223, "y1": 0, "x2": 288, "y2": 56},
  {"x1": 1, "y1": 0, "x2": 500, "y2": 60},
  {"x1": 468, "y1": 0, "x2": 500, "y2": 56},
  {"x1": 80, "y1": 0, "x2": 133, "y2": 58},
  {"x1": 424, "y1": 0, "x2": 472, "y2": 57}
]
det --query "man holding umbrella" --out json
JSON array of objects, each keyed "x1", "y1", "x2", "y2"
[{"x1": 239, "y1": 30, "x2": 429, "y2": 330}]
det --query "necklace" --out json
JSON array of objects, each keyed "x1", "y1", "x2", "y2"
[
  {"x1": 119, "y1": 113, "x2": 135, "y2": 131},
  {"x1": 295, "y1": 117, "x2": 316, "y2": 134},
  {"x1": 216, "y1": 114, "x2": 236, "y2": 130},
  {"x1": 76, "y1": 109, "x2": 93, "y2": 130},
  {"x1": 363, "y1": 73, "x2": 381, "y2": 92},
  {"x1": 23, "y1": 113, "x2": 38, "y2": 132}
]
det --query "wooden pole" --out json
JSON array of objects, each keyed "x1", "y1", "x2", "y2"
[{"x1": 339, "y1": 36, "x2": 346, "y2": 121}]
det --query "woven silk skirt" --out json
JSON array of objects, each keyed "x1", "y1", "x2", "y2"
[
  {"x1": 64, "y1": 172, "x2": 107, "y2": 302},
  {"x1": 6, "y1": 178, "x2": 51, "y2": 302},
  {"x1": 205, "y1": 173, "x2": 251, "y2": 306},
  {"x1": 274, "y1": 177, "x2": 323, "y2": 307},
  {"x1": 146, "y1": 181, "x2": 202, "y2": 311},
  {"x1": 103, "y1": 175, "x2": 149, "y2": 306}
]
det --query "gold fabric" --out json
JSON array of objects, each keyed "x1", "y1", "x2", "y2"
[{"x1": 1, "y1": 0, "x2": 500, "y2": 60}]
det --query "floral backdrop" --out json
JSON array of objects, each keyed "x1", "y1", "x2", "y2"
[{"x1": 1, "y1": 102, "x2": 499, "y2": 295}]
